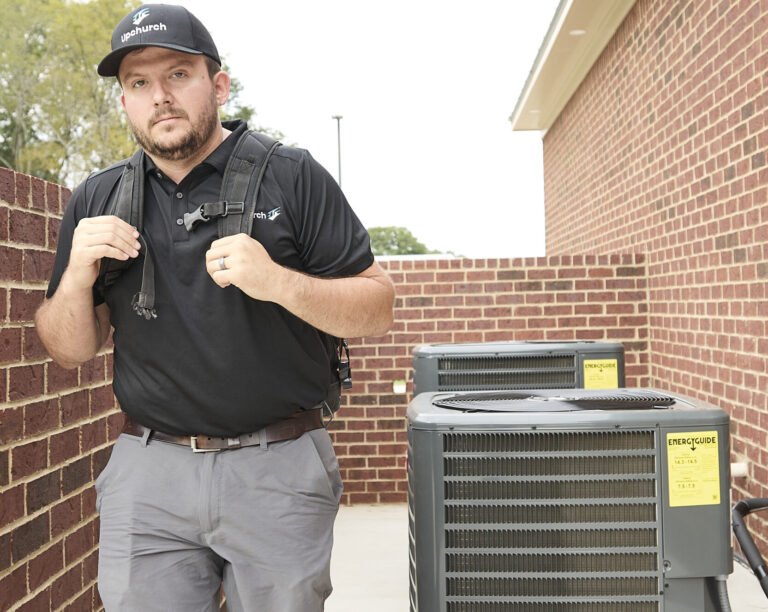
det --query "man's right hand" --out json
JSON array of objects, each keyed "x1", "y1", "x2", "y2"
[
  {"x1": 67, "y1": 215, "x2": 141, "y2": 289},
  {"x1": 35, "y1": 215, "x2": 136, "y2": 369}
]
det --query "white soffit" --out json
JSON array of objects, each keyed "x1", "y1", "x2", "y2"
[{"x1": 510, "y1": 0, "x2": 637, "y2": 131}]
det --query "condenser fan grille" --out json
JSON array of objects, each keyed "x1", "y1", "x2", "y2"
[
  {"x1": 445, "y1": 503, "x2": 657, "y2": 525},
  {"x1": 439, "y1": 370, "x2": 576, "y2": 389},
  {"x1": 440, "y1": 428, "x2": 662, "y2": 609},
  {"x1": 439, "y1": 355, "x2": 575, "y2": 371},
  {"x1": 445, "y1": 528, "x2": 657, "y2": 549},
  {"x1": 444, "y1": 430, "x2": 655, "y2": 453},
  {"x1": 445, "y1": 479, "x2": 657, "y2": 501},
  {"x1": 433, "y1": 390, "x2": 676, "y2": 412},
  {"x1": 446, "y1": 552, "x2": 658, "y2": 573},
  {"x1": 446, "y1": 603, "x2": 659, "y2": 612},
  {"x1": 446, "y1": 576, "x2": 659, "y2": 597},
  {"x1": 437, "y1": 354, "x2": 577, "y2": 390},
  {"x1": 444, "y1": 455, "x2": 655, "y2": 477}
]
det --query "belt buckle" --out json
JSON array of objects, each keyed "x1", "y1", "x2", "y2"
[{"x1": 190, "y1": 436, "x2": 220, "y2": 453}]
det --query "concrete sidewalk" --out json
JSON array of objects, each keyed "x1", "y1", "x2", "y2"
[
  {"x1": 327, "y1": 503, "x2": 767, "y2": 611},
  {"x1": 327, "y1": 504, "x2": 409, "y2": 611}
]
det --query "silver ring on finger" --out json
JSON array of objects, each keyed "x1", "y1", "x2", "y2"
[{"x1": 217, "y1": 256, "x2": 227, "y2": 271}]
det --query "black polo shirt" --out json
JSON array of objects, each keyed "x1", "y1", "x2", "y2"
[{"x1": 47, "y1": 120, "x2": 374, "y2": 436}]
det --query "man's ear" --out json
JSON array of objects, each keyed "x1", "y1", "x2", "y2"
[{"x1": 213, "y1": 71, "x2": 231, "y2": 107}]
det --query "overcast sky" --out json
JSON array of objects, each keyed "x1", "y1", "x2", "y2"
[{"x1": 165, "y1": 0, "x2": 560, "y2": 258}]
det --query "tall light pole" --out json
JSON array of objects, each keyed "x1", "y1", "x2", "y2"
[{"x1": 332, "y1": 115, "x2": 343, "y2": 187}]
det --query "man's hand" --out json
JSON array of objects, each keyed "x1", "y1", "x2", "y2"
[
  {"x1": 205, "y1": 233, "x2": 285, "y2": 302},
  {"x1": 68, "y1": 216, "x2": 142, "y2": 289},
  {"x1": 205, "y1": 233, "x2": 395, "y2": 339},
  {"x1": 35, "y1": 215, "x2": 137, "y2": 369}
]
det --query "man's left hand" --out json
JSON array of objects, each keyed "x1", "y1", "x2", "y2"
[
  {"x1": 205, "y1": 233, "x2": 288, "y2": 302},
  {"x1": 206, "y1": 233, "x2": 395, "y2": 338}
]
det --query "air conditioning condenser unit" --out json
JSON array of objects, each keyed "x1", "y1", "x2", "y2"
[
  {"x1": 407, "y1": 389, "x2": 731, "y2": 611},
  {"x1": 412, "y1": 341, "x2": 625, "y2": 395}
]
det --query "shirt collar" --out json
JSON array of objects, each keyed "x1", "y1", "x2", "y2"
[{"x1": 143, "y1": 119, "x2": 249, "y2": 177}]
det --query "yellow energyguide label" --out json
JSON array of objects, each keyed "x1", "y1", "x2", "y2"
[
  {"x1": 583, "y1": 359, "x2": 619, "y2": 389},
  {"x1": 667, "y1": 431, "x2": 720, "y2": 507}
]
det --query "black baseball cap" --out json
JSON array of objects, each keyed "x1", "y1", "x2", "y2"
[{"x1": 98, "y1": 4, "x2": 221, "y2": 77}]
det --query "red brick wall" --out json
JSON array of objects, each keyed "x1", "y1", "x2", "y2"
[
  {"x1": 1, "y1": 165, "x2": 652, "y2": 608},
  {"x1": 542, "y1": 0, "x2": 768, "y2": 547},
  {"x1": 334, "y1": 254, "x2": 650, "y2": 504},
  {"x1": 0, "y1": 167, "x2": 121, "y2": 610}
]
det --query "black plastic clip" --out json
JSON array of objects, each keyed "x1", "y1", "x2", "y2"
[
  {"x1": 183, "y1": 201, "x2": 245, "y2": 232},
  {"x1": 183, "y1": 206, "x2": 208, "y2": 232}
]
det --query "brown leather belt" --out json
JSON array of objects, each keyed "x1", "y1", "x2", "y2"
[{"x1": 122, "y1": 408, "x2": 324, "y2": 452}]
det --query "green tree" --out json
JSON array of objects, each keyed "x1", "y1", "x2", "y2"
[
  {"x1": 0, "y1": 0, "x2": 286, "y2": 185},
  {"x1": 0, "y1": 0, "x2": 139, "y2": 184},
  {"x1": 368, "y1": 226, "x2": 440, "y2": 256},
  {"x1": 0, "y1": 0, "x2": 56, "y2": 179},
  {"x1": 39, "y1": 0, "x2": 140, "y2": 183}
]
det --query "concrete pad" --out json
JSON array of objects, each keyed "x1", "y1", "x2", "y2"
[
  {"x1": 729, "y1": 560, "x2": 767, "y2": 610},
  {"x1": 327, "y1": 504, "x2": 409, "y2": 611}
]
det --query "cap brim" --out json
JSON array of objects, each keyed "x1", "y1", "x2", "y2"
[{"x1": 97, "y1": 43, "x2": 203, "y2": 77}]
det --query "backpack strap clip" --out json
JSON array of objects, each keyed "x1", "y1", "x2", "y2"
[{"x1": 183, "y1": 200, "x2": 245, "y2": 232}]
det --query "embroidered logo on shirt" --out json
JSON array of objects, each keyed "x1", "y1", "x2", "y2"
[{"x1": 254, "y1": 207, "x2": 282, "y2": 221}]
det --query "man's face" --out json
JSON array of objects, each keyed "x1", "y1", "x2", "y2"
[{"x1": 119, "y1": 47, "x2": 228, "y2": 161}]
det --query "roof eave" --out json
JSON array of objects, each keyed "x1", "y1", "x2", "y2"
[{"x1": 510, "y1": 0, "x2": 638, "y2": 132}]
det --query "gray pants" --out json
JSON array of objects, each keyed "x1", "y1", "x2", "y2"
[{"x1": 95, "y1": 428, "x2": 343, "y2": 611}]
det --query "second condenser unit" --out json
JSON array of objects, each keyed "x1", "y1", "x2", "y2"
[{"x1": 412, "y1": 341, "x2": 626, "y2": 394}]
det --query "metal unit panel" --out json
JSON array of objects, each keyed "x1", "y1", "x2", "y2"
[
  {"x1": 659, "y1": 424, "x2": 732, "y2": 579},
  {"x1": 409, "y1": 426, "x2": 447, "y2": 611}
]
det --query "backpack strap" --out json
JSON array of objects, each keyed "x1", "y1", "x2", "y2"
[
  {"x1": 217, "y1": 132, "x2": 351, "y2": 403},
  {"x1": 181, "y1": 130, "x2": 282, "y2": 237},
  {"x1": 115, "y1": 149, "x2": 145, "y2": 230},
  {"x1": 98, "y1": 149, "x2": 145, "y2": 287},
  {"x1": 218, "y1": 130, "x2": 282, "y2": 237},
  {"x1": 95, "y1": 150, "x2": 156, "y2": 318},
  {"x1": 103, "y1": 150, "x2": 157, "y2": 319}
]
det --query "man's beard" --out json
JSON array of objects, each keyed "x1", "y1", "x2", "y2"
[{"x1": 129, "y1": 96, "x2": 220, "y2": 161}]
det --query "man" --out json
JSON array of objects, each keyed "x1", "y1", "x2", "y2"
[{"x1": 34, "y1": 4, "x2": 394, "y2": 610}]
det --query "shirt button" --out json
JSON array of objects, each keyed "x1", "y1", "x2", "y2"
[
  {"x1": 176, "y1": 218, "x2": 184, "y2": 226},
  {"x1": 156, "y1": 172, "x2": 162, "y2": 179},
  {"x1": 176, "y1": 192, "x2": 183, "y2": 199}
]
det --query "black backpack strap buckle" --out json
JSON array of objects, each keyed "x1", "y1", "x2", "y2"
[{"x1": 183, "y1": 200, "x2": 245, "y2": 232}]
